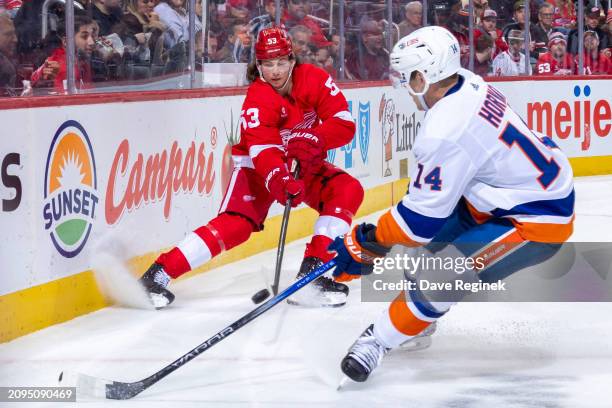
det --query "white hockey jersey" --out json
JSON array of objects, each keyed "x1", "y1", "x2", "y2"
[
  {"x1": 377, "y1": 69, "x2": 574, "y2": 246},
  {"x1": 491, "y1": 51, "x2": 532, "y2": 76}
]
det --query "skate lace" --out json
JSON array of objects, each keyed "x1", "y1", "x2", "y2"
[
  {"x1": 153, "y1": 268, "x2": 170, "y2": 288},
  {"x1": 349, "y1": 328, "x2": 389, "y2": 372}
]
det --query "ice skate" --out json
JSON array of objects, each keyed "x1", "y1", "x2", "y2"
[
  {"x1": 340, "y1": 324, "x2": 390, "y2": 383},
  {"x1": 138, "y1": 263, "x2": 175, "y2": 309},
  {"x1": 399, "y1": 321, "x2": 437, "y2": 351},
  {"x1": 287, "y1": 257, "x2": 349, "y2": 307}
]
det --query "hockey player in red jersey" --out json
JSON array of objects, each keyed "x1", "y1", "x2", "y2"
[
  {"x1": 138, "y1": 26, "x2": 362, "y2": 308},
  {"x1": 535, "y1": 32, "x2": 574, "y2": 75}
]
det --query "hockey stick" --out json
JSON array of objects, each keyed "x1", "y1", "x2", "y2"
[
  {"x1": 59, "y1": 258, "x2": 337, "y2": 400},
  {"x1": 251, "y1": 162, "x2": 300, "y2": 303}
]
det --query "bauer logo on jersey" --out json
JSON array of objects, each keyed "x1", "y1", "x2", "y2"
[{"x1": 43, "y1": 120, "x2": 98, "y2": 258}]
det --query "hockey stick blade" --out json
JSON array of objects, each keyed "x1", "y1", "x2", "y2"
[
  {"x1": 58, "y1": 370, "x2": 114, "y2": 399},
  {"x1": 60, "y1": 259, "x2": 337, "y2": 400}
]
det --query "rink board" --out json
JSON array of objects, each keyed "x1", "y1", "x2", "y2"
[{"x1": 1, "y1": 77, "x2": 611, "y2": 342}]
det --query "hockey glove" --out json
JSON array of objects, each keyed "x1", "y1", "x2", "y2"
[
  {"x1": 286, "y1": 129, "x2": 326, "y2": 179},
  {"x1": 328, "y1": 223, "x2": 391, "y2": 282},
  {"x1": 265, "y1": 166, "x2": 305, "y2": 207}
]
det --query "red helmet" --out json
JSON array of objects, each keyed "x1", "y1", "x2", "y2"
[{"x1": 255, "y1": 26, "x2": 293, "y2": 60}]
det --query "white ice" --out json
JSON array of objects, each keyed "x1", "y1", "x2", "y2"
[{"x1": 1, "y1": 175, "x2": 612, "y2": 407}]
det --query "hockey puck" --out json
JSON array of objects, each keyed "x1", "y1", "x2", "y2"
[{"x1": 251, "y1": 288, "x2": 270, "y2": 304}]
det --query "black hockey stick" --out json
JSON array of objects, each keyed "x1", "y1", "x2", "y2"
[
  {"x1": 59, "y1": 258, "x2": 337, "y2": 400},
  {"x1": 251, "y1": 162, "x2": 300, "y2": 303}
]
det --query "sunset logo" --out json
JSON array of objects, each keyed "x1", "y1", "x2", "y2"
[{"x1": 43, "y1": 120, "x2": 98, "y2": 258}]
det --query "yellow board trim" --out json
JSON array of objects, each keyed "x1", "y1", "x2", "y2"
[
  {"x1": 569, "y1": 155, "x2": 612, "y2": 177},
  {"x1": 2, "y1": 154, "x2": 611, "y2": 343}
]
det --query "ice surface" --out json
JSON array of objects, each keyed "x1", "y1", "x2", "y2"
[{"x1": 1, "y1": 176, "x2": 611, "y2": 407}]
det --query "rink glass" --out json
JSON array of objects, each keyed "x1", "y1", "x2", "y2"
[{"x1": 1, "y1": 0, "x2": 601, "y2": 97}]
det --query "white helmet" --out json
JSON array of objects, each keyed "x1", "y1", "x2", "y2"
[{"x1": 390, "y1": 26, "x2": 461, "y2": 97}]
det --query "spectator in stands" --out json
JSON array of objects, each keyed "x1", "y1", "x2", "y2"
[
  {"x1": 13, "y1": 0, "x2": 55, "y2": 67},
  {"x1": 117, "y1": 0, "x2": 166, "y2": 65},
  {"x1": 30, "y1": 15, "x2": 95, "y2": 92},
  {"x1": 215, "y1": 21, "x2": 252, "y2": 63},
  {"x1": 289, "y1": 25, "x2": 312, "y2": 62},
  {"x1": 0, "y1": 0, "x2": 21, "y2": 18},
  {"x1": 535, "y1": 31, "x2": 573, "y2": 74},
  {"x1": 430, "y1": 0, "x2": 454, "y2": 28},
  {"x1": 473, "y1": 31, "x2": 494, "y2": 76},
  {"x1": 0, "y1": 13, "x2": 17, "y2": 95},
  {"x1": 551, "y1": 0, "x2": 576, "y2": 32},
  {"x1": 205, "y1": 0, "x2": 224, "y2": 43},
  {"x1": 249, "y1": 0, "x2": 280, "y2": 40},
  {"x1": 473, "y1": 0, "x2": 489, "y2": 25},
  {"x1": 576, "y1": 29, "x2": 612, "y2": 74},
  {"x1": 532, "y1": 3, "x2": 555, "y2": 53},
  {"x1": 314, "y1": 45, "x2": 336, "y2": 77},
  {"x1": 195, "y1": 30, "x2": 219, "y2": 64},
  {"x1": 154, "y1": 0, "x2": 201, "y2": 49},
  {"x1": 567, "y1": 7, "x2": 607, "y2": 53},
  {"x1": 300, "y1": 44, "x2": 316, "y2": 63},
  {"x1": 89, "y1": 19, "x2": 125, "y2": 82},
  {"x1": 489, "y1": 0, "x2": 516, "y2": 27},
  {"x1": 226, "y1": 0, "x2": 251, "y2": 24},
  {"x1": 502, "y1": 1, "x2": 534, "y2": 43},
  {"x1": 328, "y1": 32, "x2": 354, "y2": 79},
  {"x1": 91, "y1": 0, "x2": 123, "y2": 36},
  {"x1": 475, "y1": 9, "x2": 508, "y2": 59},
  {"x1": 492, "y1": 29, "x2": 532, "y2": 75},
  {"x1": 330, "y1": 32, "x2": 340, "y2": 60},
  {"x1": 449, "y1": 7, "x2": 471, "y2": 67},
  {"x1": 283, "y1": 0, "x2": 330, "y2": 48},
  {"x1": 502, "y1": 1, "x2": 538, "y2": 61},
  {"x1": 398, "y1": 1, "x2": 422, "y2": 38},
  {"x1": 346, "y1": 19, "x2": 388, "y2": 80}
]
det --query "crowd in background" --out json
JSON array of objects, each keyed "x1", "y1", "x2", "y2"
[{"x1": 0, "y1": 0, "x2": 611, "y2": 96}]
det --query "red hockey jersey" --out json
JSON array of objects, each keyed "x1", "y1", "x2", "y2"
[
  {"x1": 234, "y1": 63, "x2": 355, "y2": 179},
  {"x1": 535, "y1": 52, "x2": 574, "y2": 75},
  {"x1": 575, "y1": 52, "x2": 612, "y2": 75}
]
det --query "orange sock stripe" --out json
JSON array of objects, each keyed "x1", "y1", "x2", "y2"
[
  {"x1": 333, "y1": 272, "x2": 361, "y2": 283},
  {"x1": 512, "y1": 216, "x2": 574, "y2": 242},
  {"x1": 375, "y1": 211, "x2": 421, "y2": 247},
  {"x1": 388, "y1": 291, "x2": 432, "y2": 336},
  {"x1": 464, "y1": 199, "x2": 492, "y2": 224}
]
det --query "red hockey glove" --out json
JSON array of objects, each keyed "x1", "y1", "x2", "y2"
[
  {"x1": 286, "y1": 129, "x2": 326, "y2": 179},
  {"x1": 265, "y1": 166, "x2": 305, "y2": 207},
  {"x1": 328, "y1": 223, "x2": 391, "y2": 282}
]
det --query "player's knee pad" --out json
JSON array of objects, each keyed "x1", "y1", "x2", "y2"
[
  {"x1": 197, "y1": 212, "x2": 255, "y2": 255},
  {"x1": 321, "y1": 174, "x2": 364, "y2": 224},
  {"x1": 313, "y1": 215, "x2": 350, "y2": 240}
]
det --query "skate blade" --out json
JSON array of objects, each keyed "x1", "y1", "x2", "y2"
[
  {"x1": 287, "y1": 298, "x2": 346, "y2": 308},
  {"x1": 337, "y1": 376, "x2": 350, "y2": 391},
  {"x1": 399, "y1": 335, "x2": 432, "y2": 352},
  {"x1": 287, "y1": 286, "x2": 347, "y2": 308},
  {"x1": 149, "y1": 292, "x2": 173, "y2": 309}
]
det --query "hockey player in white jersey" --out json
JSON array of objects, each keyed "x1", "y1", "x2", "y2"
[{"x1": 329, "y1": 26, "x2": 574, "y2": 383}]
